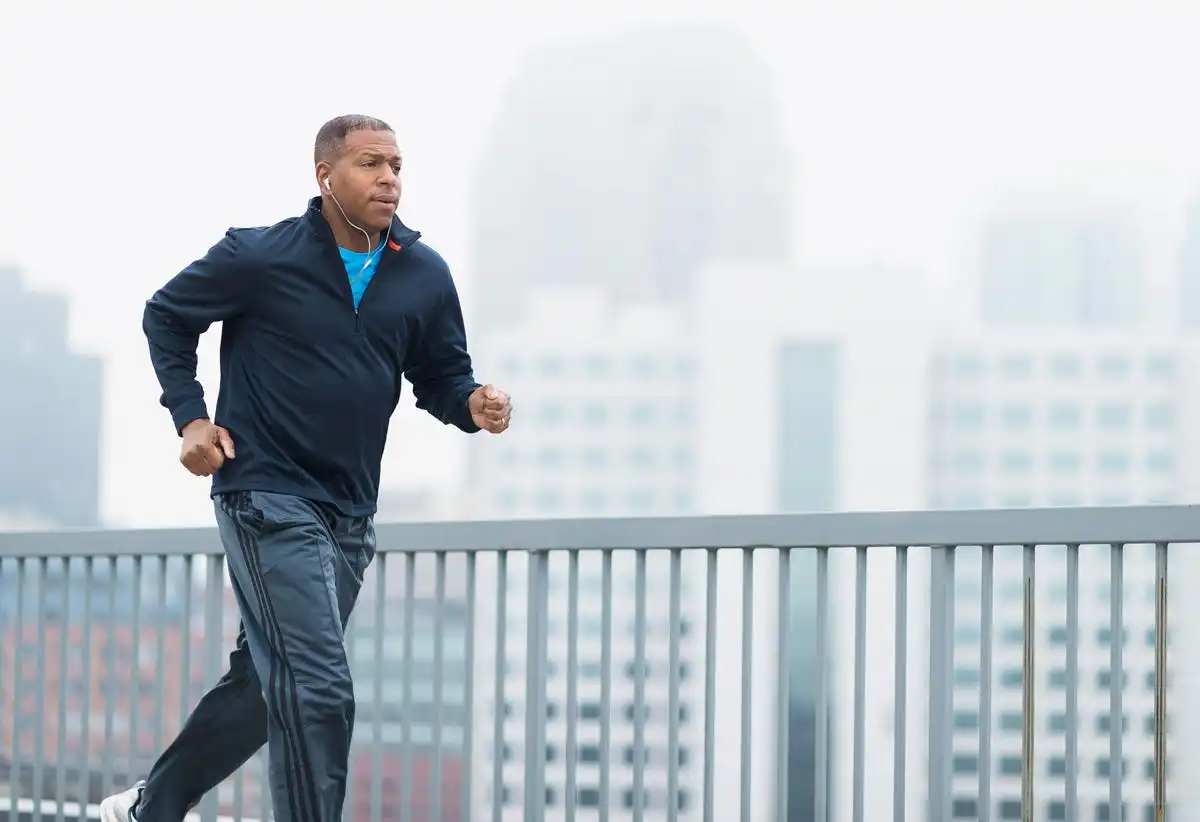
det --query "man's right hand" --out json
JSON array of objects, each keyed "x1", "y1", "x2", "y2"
[{"x1": 180, "y1": 419, "x2": 236, "y2": 477}]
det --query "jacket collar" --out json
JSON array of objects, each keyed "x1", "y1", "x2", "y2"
[{"x1": 303, "y1": 196, "x2": 421, "y2": 252}]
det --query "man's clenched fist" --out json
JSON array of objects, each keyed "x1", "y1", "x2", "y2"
[
  {"x1": 469, "y1": 384, "x2": 512, "y2": 434},
  {"x1": 180, "y1": 418, "x2": 236, "y2": 477}
]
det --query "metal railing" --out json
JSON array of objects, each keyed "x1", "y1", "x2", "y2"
[{"x1": 0, "y1": 505, "x2": 1194, "y2": 822}]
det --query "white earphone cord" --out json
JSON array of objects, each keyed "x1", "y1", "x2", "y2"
[{"x1": 325, "y1": 177, "x2": 393, "y2": 276}]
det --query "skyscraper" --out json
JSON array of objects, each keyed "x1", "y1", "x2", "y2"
[
  {"x1": 977, "y1": 207, "x2": 1144, "y2": 327},
  {"x1": 468, "y1": 25, "x2": 793, "y2": 331},
  {"x1": 927, "y1": 334, "x2": 1194, "y2": 822},
  {"x1": 0, "y1": 265, "x2": 103, "y2": 526},
  {"x1": 1177, "y1": 194, "x2": 1200, "y2": 329}
]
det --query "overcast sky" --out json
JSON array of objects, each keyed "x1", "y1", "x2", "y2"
[{"x1": 3, "y1": 0, "x2": 1200, "y2": 526}]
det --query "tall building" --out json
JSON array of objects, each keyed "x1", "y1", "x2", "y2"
[
  {"x1": 469, "y1": 287, "x2": 696, "y2": 521},
  {"x1": 468, "y1": 25, "x2": 792, "y2": 331},
  {"x1": 978, "y1": 207, "x2": 1144, "y2": 328},
  {"x1": 927, "y1": 336, "x2": 1182, "y2": 511},
  {"x1": 0, "y1": 265, "x2": 103, "y2": 526},
  {"x1": 694, "y1": 259, "x2": 938, "y2": 821},
  {"x1": 1177, "y1": 194, "x2": 1200, "y2": 329},
  {"x1": 927, "y1": 334, "x2": 1200, "y2": 822},
  {"x1": 468, "y1": 288, "x2": 706, "y2": 820}
]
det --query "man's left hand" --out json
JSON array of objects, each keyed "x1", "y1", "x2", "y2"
[{"x1": 469, "y1": 384, "x2": 512, "y2": 434}]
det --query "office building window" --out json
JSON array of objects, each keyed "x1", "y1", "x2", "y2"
[
  {"x1": 1098, "y1": 356, "x2": 1131, "y2": 379},
  {"x1": 1049, "y1": 403, "x2": 1082, "y2": 429},
  {"x1": 998, "y1": 799, "x2": 1022, "y2": 819},
  {"x1": 952, "y1": 754, "x2": 978, "y2": 774},
  {"x1": 952, "y1": 798, "x2": 977, "y2": 818},
  {"x1": 1097, "y1": 403, "x2": 1132, "y2": 429},
  {"x1": 1050, "y1": 356, "x2": 1082, "y2": 379},
  {"x1": 1001, "y1": 404, "x2": 1033, "y2": 428}
]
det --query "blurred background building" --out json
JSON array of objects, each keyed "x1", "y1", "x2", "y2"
[{"x1": 5, "y1": 1, "x2": 1200, "y2": 819}]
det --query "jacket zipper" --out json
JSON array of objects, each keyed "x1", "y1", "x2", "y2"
[{"x1": 352, "y1": 234, "x2": 420, "y2": 332}]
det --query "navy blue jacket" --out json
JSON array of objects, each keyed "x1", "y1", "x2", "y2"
[{"x1": 143, "y1": 197, "x2": 481, "y2": 516}]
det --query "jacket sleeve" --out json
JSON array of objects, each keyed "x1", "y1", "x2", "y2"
[
  {"x1": 142, "y1": 229, "x2": 256, "y2": 435},
  {"x1": 405, "y1": 275, "x2": 482, "y2": 433}
]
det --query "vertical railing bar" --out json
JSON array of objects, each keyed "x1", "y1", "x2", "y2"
[
  {"x1": 668, "y1": 548, "x2": 684, "y2": 822},
  {"x1": 979, "y1": 546, "x2": 995, "y2": 822},
  {"x1": 129, "y1": 556, "x2": 142, "y2": 797},
  {"x1": 565, "y1": 550, "x2": 579, "y2": 822},
  {"x1": 893, "y1": 546, "x2": 908, "y2": 822},
  {"x1": 926, "y1": 546, "x2": 948, "y2": 822},
  {"x1": 103, "y1": 556, "x2": 117, "y2": 801},
  {"x1": 1153, "y1": 541, "x2": 1168, "y2": 822},
  {"x1": 0, "y1": 559, "x2": 6, "y2": 794},
  {"x1": 775, "y1": 547, "x2": 792, "y2": 822},
  {"x1": 260, "y1": 746, "x2": 270, "y2": 822},
  {"x1": 232, "y1": 741, "x2": 245, "y2": 820},
  {"x1": 33, "y1": 556, "x2": 47, "y2": 822},
  {"x1": 154, "y1": 556, "x2": 167, "y2": 767},
  {"x1": 523, "y1": 550, "x2": 549, "y2": 822},
  {"x1": 853, "y1": 545, "x2": 869, "y2": 822},
  {"x1": 1020, "y1": 544, "x2": 1035, "y2": 822},
  {"x1": 599, "y1": 549, "x2": 613, "y2": 822},
  {"x1": 945, "y1": 547, "x2": 956, "y2": 821},
  {"x1": 491, "y1": 552, "x2": 508, "y2": 822},
  {"x1": 702, "y1": 548, "x2": 718, "y2": 822},
  {"x1": 180, "y1": 555, "x2": 193, "y2": 734},
  {"x1": 432, "y1": 551, "x2": 447, "y2": 822},
  {"x1": 401, "y1": 552, "x2": 416, "y2": 822},
  {"x1": 814, "y1": 546, "x2": 829, "y2": 822},
  {"x1": 702, "y1": 549, "x2": 718, "y2": 822},
  {"x1": 631, "y1": 549, "x2": 647, "y2": 822},
  {"x1": 461, "y1": 552, "x2": 476, "y2": 822},
  {"x1": 1109, "y1": 542, "x2": 1124, "y2": 820},
  {"x1": 56, "y1": 558, "x2": 70, "y2": 822},
  {"x1": 80, "y1": 557, "x2": 94, "y2": 813},
  {"x1": 369, "y1": 552, "x2": 387, "y2": 822},
  {"x1": 200, "y1": 555, "x2": 224, "y2": 822},
  {"x1": 1065, "y1": 543, "x2": 1079, "y2": 821},
  {"x1": 739, "y1": 548, "x2": 754, "y2": 822},
  {"x1": 10, "y1": 558, "x2": 25, "y2": 806}
]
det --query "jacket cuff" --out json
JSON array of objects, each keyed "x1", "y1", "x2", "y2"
[{"x1": 172, "y1": 401, "x2": 210, "y2": 436}]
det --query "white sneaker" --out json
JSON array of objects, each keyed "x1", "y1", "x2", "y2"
[{"x1": 99, "y1": 781, "x2": 145, "y2": 822}]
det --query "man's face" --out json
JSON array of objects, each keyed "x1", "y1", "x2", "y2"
[{"x1": 326, "y1": 129, "x2": 402, "y2": 233}]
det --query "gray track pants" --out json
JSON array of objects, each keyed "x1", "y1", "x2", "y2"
[{"x1": 136, "y1": 490, "x2": 376, "y2": 822}]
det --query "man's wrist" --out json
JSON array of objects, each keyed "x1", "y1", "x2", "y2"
[
  {"x1": 172, "y1": 401, "x2": 211, "y2": 437},
  {"x1": 177, "y1": 416, "x2": 211, "y2": 438}
]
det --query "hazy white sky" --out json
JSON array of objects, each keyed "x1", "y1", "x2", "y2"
[{"x1": 3, "y1": 0, "x2": 1200, "y2": 526}]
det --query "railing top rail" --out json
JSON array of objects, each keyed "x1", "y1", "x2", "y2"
[{"x1": 1, "y1": 504, "x2": 1199, "y2": 558}]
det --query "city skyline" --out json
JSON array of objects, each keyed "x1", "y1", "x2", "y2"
[{"x1": 5, "y1": 3, "x2": 1200, "y2": 820}]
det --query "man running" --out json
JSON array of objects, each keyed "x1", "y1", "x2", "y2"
[{"x1": 100, "y1": 114, "x2": 512, "y2": 822}]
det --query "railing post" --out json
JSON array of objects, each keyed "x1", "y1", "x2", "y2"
[
  {"x1": 814, "y1": 546, "x2": 829, "y2": 822},
  {"x1": 1154, "y1": 542, "x2": 1169, "y2": 822},
  {"x1": 1020, "y1": 544, "x2": 1035, "y2": 822},
  {"x1": 894, "y1": 546, "x2": 909, "y2": 822},
  {"x1": 523, "y1": 549, "x2": 550, "y2": 822},
  {"x1": 926, "y1": 546, "x2": 953, "y2": 822}
]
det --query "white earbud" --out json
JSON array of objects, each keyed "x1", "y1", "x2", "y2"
[{"x1": 323, "y1": 177, "x2": 332, "y2": 193}]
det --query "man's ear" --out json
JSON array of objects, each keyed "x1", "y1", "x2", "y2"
[{"x1": 315, "y1": 163, "x2": 332, "y2": 192}]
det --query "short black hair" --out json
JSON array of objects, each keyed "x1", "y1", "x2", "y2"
[{"x1": 314, "y1": 115, "x2": 394, "y2": 165}]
